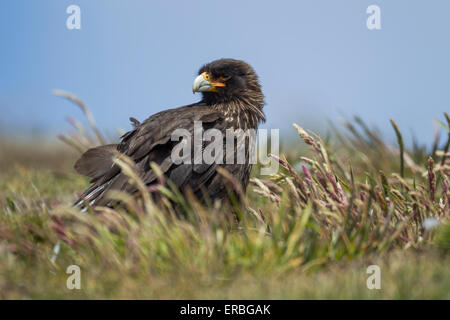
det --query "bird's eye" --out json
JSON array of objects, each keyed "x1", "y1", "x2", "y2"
[
  {"x1": 203, "y1": 73, "x2": 211, "y2": 81},
  {"x1": 219, "y1": 74, "x2": 231, "y2": 81}
]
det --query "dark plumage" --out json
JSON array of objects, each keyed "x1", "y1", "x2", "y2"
[{"x1": 74, "y1": 59, "x2": 265, "y2": 209}]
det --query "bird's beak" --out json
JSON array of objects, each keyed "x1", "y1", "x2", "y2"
[{"x1": 192, "y1": 72, "x2": 226, "y2": 93}]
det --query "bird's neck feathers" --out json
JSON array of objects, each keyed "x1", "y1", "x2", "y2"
[
  {"x1": 206, "y1": 92, "x2": 265, "y2": 129},
  {"x1": 214, "y1": 98, "x2": 265, "y2": 129}
]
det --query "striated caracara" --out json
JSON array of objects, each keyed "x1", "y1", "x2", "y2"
[{"x1": 74, "y1": 58, "x2": 266, "y2": 209}]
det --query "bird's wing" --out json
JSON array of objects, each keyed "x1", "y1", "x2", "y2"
[
  {"x1": 75, "y1": 104, "x2": 225, "y2": 207},
  {"x1": 74, "y1": 144, "x2": 118, "y2": 180}
]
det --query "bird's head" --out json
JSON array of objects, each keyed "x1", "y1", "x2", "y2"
[{"x1": 192, "y1": 59, "x2": 264, "y2": 109}]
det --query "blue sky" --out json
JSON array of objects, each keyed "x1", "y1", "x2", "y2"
[{"x1": 1, "y1": 0, "x2": 449, "y2": 145}]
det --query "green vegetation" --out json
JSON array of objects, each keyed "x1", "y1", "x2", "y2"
[{"x1": 0, "y1": 98, "x2": 449, "y2": 299}]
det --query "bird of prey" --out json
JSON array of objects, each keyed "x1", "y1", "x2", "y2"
[{"x1": 74, "y1": 59, "x2": 265, "y2": 209}]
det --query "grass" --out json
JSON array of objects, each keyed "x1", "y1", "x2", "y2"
[{"x1": 0, "y1": 95, "x2": 449, "y2": 299}]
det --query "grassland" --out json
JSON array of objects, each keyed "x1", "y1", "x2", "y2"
[{"x1": 0, "y1": 104, "x2": 449, "y2": 299}]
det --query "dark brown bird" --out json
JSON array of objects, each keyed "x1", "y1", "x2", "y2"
[{"x1": 74, "y1": 59, "x2": 265, "y2": 209}]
